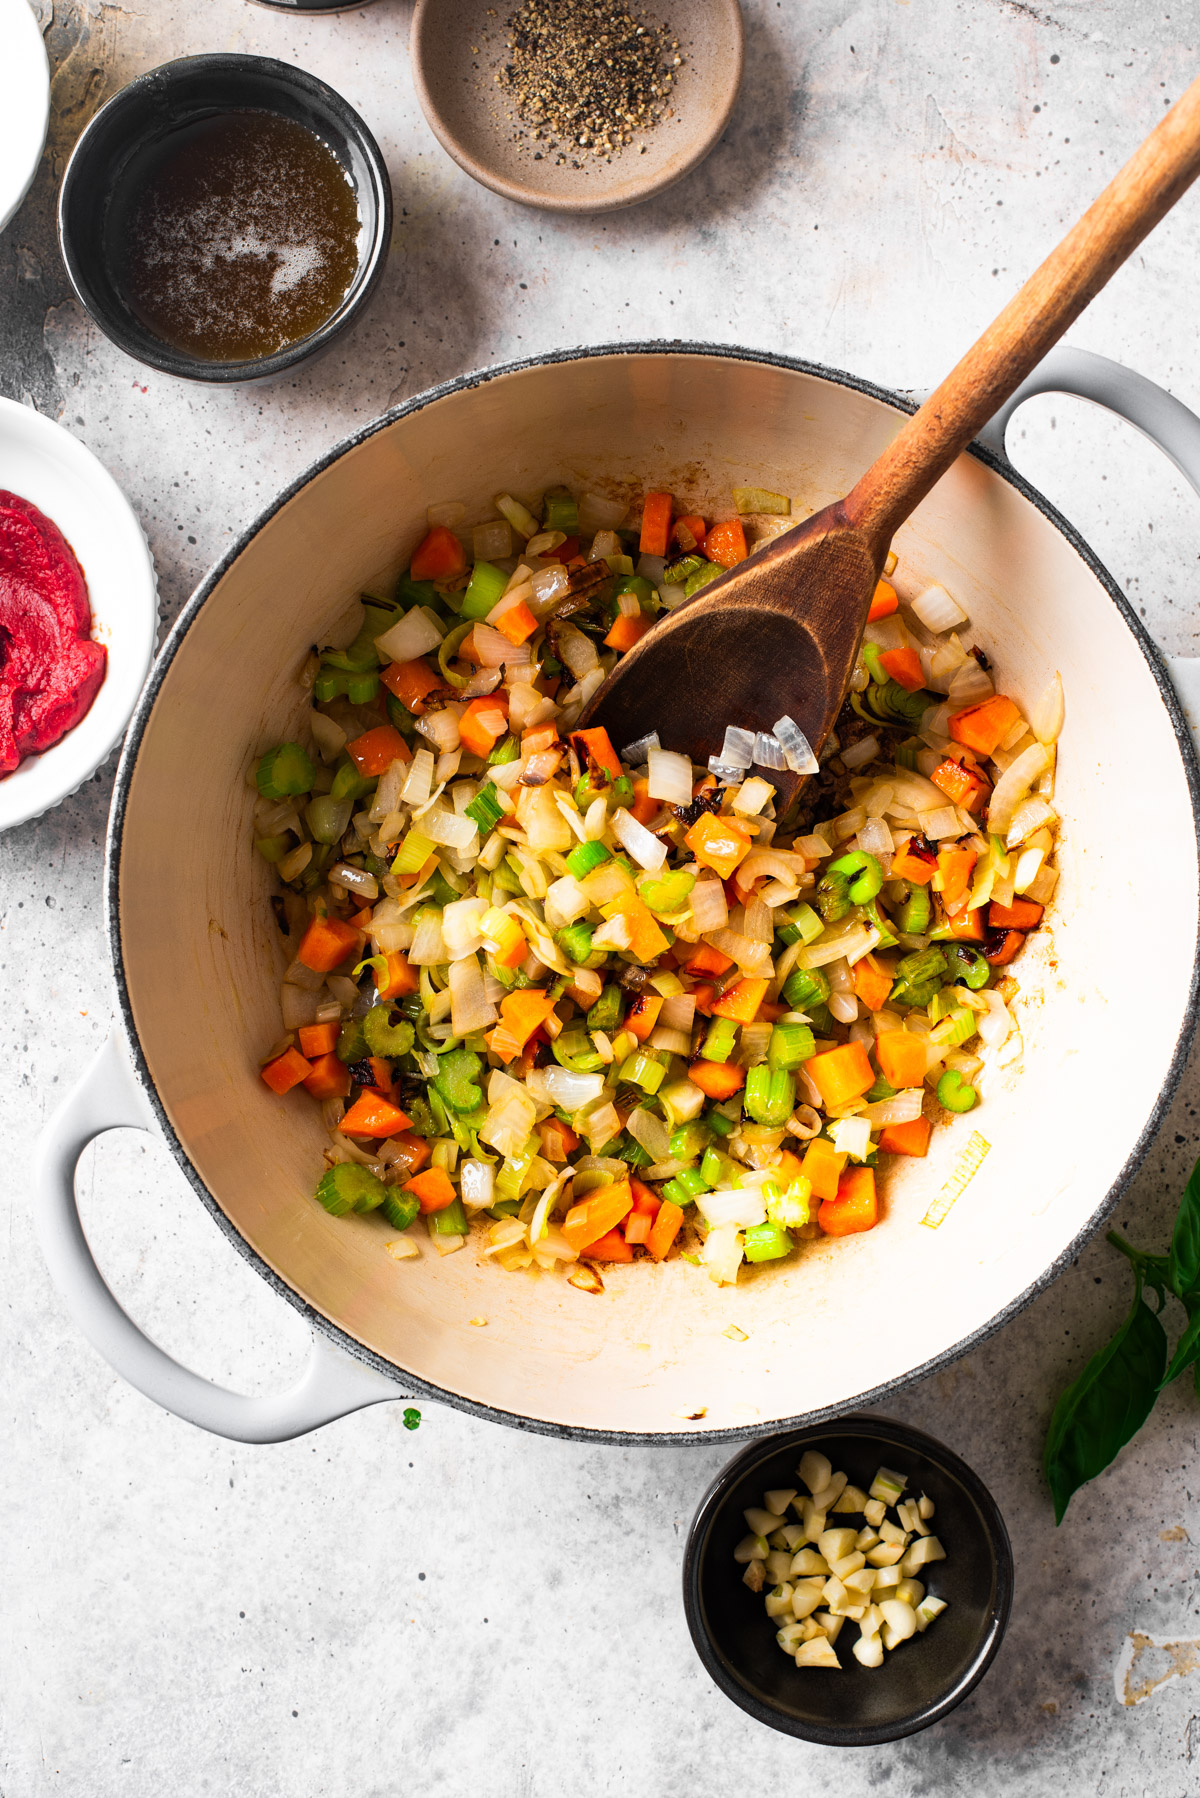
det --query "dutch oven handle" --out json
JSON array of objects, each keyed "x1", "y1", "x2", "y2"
[
  {"x1": 978, "y1": 344, "x2": 1200, "y2": 734},
  {"x1": 978, "y1": 343, "x2": 1200, "y2": 493},
  {"x1": 33, "y1": 1032, "x2": 414, "y2": 1442}
]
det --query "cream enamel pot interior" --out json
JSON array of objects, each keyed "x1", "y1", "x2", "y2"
[{"x1": 34, "y1": 344, "x2": 1200, "y2": 1444}]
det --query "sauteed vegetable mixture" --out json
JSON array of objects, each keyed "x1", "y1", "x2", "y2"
[{"x1": 252, "y1": 484, "x2": 1062, "y2": 1286}]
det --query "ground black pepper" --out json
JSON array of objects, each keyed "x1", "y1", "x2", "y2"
[{"x1": 498, "y1": 0, "x2": 682, "y2": 165}]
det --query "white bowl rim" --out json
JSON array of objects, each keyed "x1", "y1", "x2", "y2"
[
  {"x1": 0, "y1": 397, "x2": 158, "y2": 830},
  {"x1": 0, "y1": 0, "x2": 50, "y2": 235},
  {"x1": 103, "y1": 339, "x2": 1200, "y2": 1444}
]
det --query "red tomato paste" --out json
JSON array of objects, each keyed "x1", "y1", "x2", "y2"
[{"x1": 0, "y1": 490, "x2": 107, "y2": 775}]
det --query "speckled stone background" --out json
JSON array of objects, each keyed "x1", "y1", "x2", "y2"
[{"x1": 5, "y1": 0, "x2": 1200, "y2": 1791}]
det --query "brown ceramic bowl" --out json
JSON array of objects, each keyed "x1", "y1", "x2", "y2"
[{"x1": 409, "y1": 0, "x2": 743, "y2": 213}]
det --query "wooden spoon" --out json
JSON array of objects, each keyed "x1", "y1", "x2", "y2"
[{"x1": 580, "y1": 77, "x2": 1200, "y2": 804}]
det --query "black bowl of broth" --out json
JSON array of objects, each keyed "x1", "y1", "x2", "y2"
[{"x1": 58, "y1": 55, "x2": 392, "y2": 383}]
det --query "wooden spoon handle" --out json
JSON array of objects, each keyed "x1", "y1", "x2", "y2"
[{"x1": 844, "y1": 74, "x2": 1200, "y2": 551}]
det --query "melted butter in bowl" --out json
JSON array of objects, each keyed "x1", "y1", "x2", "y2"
[
  {"x1": 109, "y1": 111, "x2": 362, "y2": 364},
  {"x1": 58, "y1": 54, "x2": 392, "y2": 383}
]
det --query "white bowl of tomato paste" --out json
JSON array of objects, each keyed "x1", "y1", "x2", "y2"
[{"x1": 0, "y1": 397, "x2": 157, "y2": 829}]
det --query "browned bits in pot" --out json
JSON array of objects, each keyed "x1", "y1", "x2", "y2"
[{"x1": 498, "y1": 0, "x2": 682, "y2": 164}]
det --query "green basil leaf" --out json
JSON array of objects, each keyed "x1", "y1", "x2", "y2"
[
  {"x1": 1161, "y1": 1291, "x2": 1200, "y2": 1388},
  {"x1": 1044, "y1": 1271, "x2": 1167, "y2": 1524},
  {"x1": 1169, "y1": 1159, "x2": 1200, "y2": 1298}
]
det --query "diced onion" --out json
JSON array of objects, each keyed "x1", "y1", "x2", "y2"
[
  {"x1": 422, "y1": 806, "x2": 478, "y2": 851},
  {"x1": 472, "y1": 518, "x2": 513, "y2": 561},
  {"x1": 329, "y1": 863, "x2": 378, "y2": 898},
  {"x1": 1005, "y1": 795, "x2": 1057, "y2": 848},
  {"x1": 527, "y1": 1065, "x2": 606, "y2": 1110},
  {"x1": 375, "y1": 606, "x2": 445, "y2": 662},
  {"x1": 946, "y1": 658, "x2": 993, "y2": 707},
  {"x1": 310, "y1": 710, "x2": 347, "y2": 762},
  {"x1": 857, "y1": 816, "x2": 894, "y2": 860},
  {"x1": 441, "y1": 895, "x2": 487, "y2": 959},
  {"x1": 610, "y1": 807, "x2": 668, "y2": 871},
  {"x1": 473, "y1": 622, "x2": 525, "y2": 668},
  {"x1": 910, "y1": 583, "x2": 967, "y2": 632},
  {"x1": 555, "y1": 622, "x2": 600, "y2": 677},
  {"x1": 416, "y1": 707, "x2": 463, "y2": 754},
  {"x1": 860, "y1": 1089, "x2": 925, "y2": 1127},
  {"x1": 495, "y1": 493, "x2": 540, "y2": 539},
  {"x1": 647, "y1": 747, "x2": 693, "y2": 806},
  {"x1": 626, "y1": 1105, "x2": 672, "y2": 1162},
  {"x1": 460, "y1": 1158, "x2": 495, "y2": 1210},
  {"x1": 702, "y1": 1224, "x2": 745, "y2": 1285},
  {"x1": 841, "y1": 733, "x2": 880, "y2": 771},
  {"x1": 917, "y1": 806, "x2": 961, "y2": 841},
  {"x1": 988, "y1": 741, "x2": 1051, "y2": 835},
  {"x1": 409, "y1": 908, "x2": 448, "y2": 965},
  {"x1": 449, "y1": 953, "x2": 498, "y2": 1035},
  {"x1": 1030, "y1": 671, "x2": 1065, "y2": 744},
  {"x1": 690, "y1": 878, "x2": 729, "y2": 931},
  {"x1": 830, "y1": 1116, "x2": 871, "y2": 1160}
]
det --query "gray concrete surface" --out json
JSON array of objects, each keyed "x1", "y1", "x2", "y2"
[{"x1": 4, "y1": 0, "x2": 1200, "y2": 1792}]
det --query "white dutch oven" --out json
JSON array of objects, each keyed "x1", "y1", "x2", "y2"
[{"x1": 34, "y1": 344, "x2": 1200, "y2": 1443}]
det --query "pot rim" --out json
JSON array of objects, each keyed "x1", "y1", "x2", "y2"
[{"x1": 104, "y1": 339, "x2": 1200, "y2": 1444}]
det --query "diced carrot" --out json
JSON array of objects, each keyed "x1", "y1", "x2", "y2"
[
  {"x1": 537, "y1": 1116, "x2": 579, "y2": 1163},
  {"x1": 492, "y1": 599, "x2": 538, "y2": 646},
  {"x1": 949, "y1": 694, "x2": 1022, "y2": 757},
  {"x1": 625, "y1": 993, "x2": 663, "y2": 1042},
  {"x1": 260, "y1": 1046, "x2": 312, "y2": 1095},
  {"x1": 685, "y1": 943, "x2": 735, "y2": 977},
  {"x1": 806, "y1": 1041, "x2": 875, "y2": 1110},
  {"x1": 302, "y1": 1053, "x2": 351, "y2": 1101},
  {"x1": 930, "y1": 758, "x2": 990, "y2": 815},
  {"x1": 672, "y1": 515, "x2": 707, "y2": 554},
  {"x1": 374, "y1": 950, "x2": 418, "y2": 1001},
  {"x1": 757, "y1": 1001, "x2": 788, "y2": 1023},
  {"x1": 879, "y1": 1117, "x2": 931, "y2": 1157},
  {"x1": 410, "y1": 525, "x2": 467, "y2": 582},
  {"x1": 685, "y1": 810, "x2": 752, "y2": 879},
  {"x1": 711, "y1": 977, "x2": 770, "y2": 1023},
  {"x1": 459, "y1": 693, "x2": 509, "y2": 758},
  {"x1": 690, "y1": 981, "x2": 717, "y2": 1017},
  {"x1": 774, "y1": 1149, "x2": 805, "y2": 1183},
  {"x1": 604, "y1": 612, "x2": 651, "y2": 652},
  {"x1": 852, "y1": 952, "x2": 894, "y2": 1013},
  {"x1": 705, "y1": 518, "x2": 747, "y2": 568},
  {"x1": 367, "y1": 1057, "x2": 395, "y2": 1097},
  {"x1": 936, "y1": 845, "x2": 978, "y2": 908},
  {"x1": 800, "y1": 1136, "x2": 847, "y2": 1203},
  {"x1": 629, "y1": 777, "x2": 658, "y2": 826},
  {"x1": 890, "y1": 835, "x2": 938, "y2": 884},
  {"x1": 646, "y1": 1198, "x2": 685, "y2": 1262},
  {"x1": 588, "y1": 1227, "x2": 635, "y2": 1262},
  {"x1": 819, "y1": 1166, "x2": 878, "y2": 1236},
  {"x1": 380, "y1": 657, "x2": 442, "y2": 715},
  {"x1": 541, "y1": 535, "x2": 580, "y2": 562},
  {"x1": 687, "y1": 1060, "x2": 746, "y2": 1100},
  {"x1": 346, "y1": 725, "x2": 411, "y2": 777},
  {"x1": 297, "y1": 916, "x2": 360, "y2": 974},
  {"x1": 298, "y1": 1022, "x2": 339, "y2": 1058},
  {"x1": 458, "y1": 627, "x2": 482, "y2": 665},
  {"x1": 388, "y1": 1131, "x2": 430, "y2": 1176},
  {"x1": 624, "y1": 1210, "x2": 653, "y2": 1246},
  {"x1": 403, "y1": 1166, "x2": 457, "y2": 1213},
  {"x1": 352, "y1": 905, "x2": 374, "y2": 930},
  {"x1": 339, "y1": 1093, "x2": 413, "y2": 1138},
  {"x1": 569, "y1": 727, "x2": 623, "y2": 782},
  {"x1": 563, "y1": 1180, "x2": 633, "y2": 1252},
  {"x1": 522, "y1": 721, "x2": 559, "y2": 754},
  {"x1": 985, "y1": 928, "x2": 1025, "y2": 966},
  {"x1": 868, "y1": 579, "x2": 899, "y2": 622},
  {"x1": 630, "y1": 1178, "x2": 662, "y2": 1216},
  {"x1": 603, "y1": 893, "x2": 669, "y2": 963},
  {"x1": 639, "y1": 491, "x2": 673, "y2": 558},
  {"x1": 989, "y1": 898, "x2": 1044, "y2": 931},
  {"x1": 499, "y1": 988, "x2": 558, "y2": 1049},
  {"x1": 879, "y1": 646, "x2": 925, "y2": 693},
  {"x1": 875, "y1": 1030, "x2": 927, "y2": 1089},
  {"x1": 940, "y1": 905, "x2": 985, "y2": 942}
]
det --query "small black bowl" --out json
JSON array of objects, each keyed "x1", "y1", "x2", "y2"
[
  {"x1": 58, "y1": 54, "x2": 392, "y2": 384},
  {"x1": 683, "y1": 1414, "x2": 1013, "y2": 1746}
]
